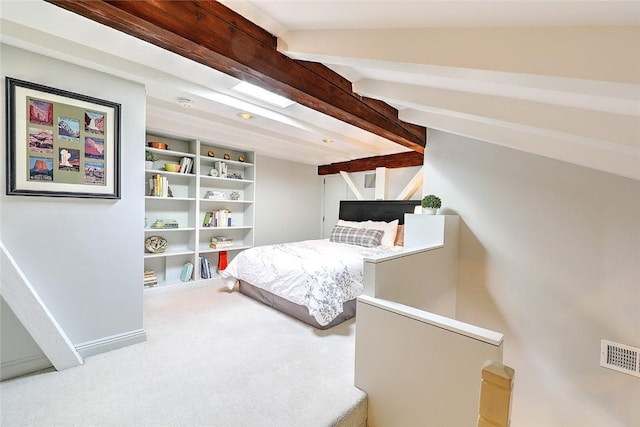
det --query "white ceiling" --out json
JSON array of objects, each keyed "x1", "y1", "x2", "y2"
[
  {"x1": 224, "y1": 0, "x2": 640, "y2": 30},
  {"x1": 2, "y1": 0, "x2": 639, "y2": 179}
]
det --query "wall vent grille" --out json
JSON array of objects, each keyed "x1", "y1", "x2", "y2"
[
  {"x1": 364, "y1": 173, "x2": 376, "y2": 188},
  {"x1": 600, "y1": 339, "x2": 640, "y2": 378}
]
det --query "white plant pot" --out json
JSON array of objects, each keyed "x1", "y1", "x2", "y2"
[
  {"x1": 423, "y1": 207, "x2": 438, "y2": 215},
  {"x1": 145, "y1": 161, "x2": 154, "y2": 169}
]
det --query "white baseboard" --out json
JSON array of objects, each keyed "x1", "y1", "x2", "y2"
[
  {"x1": 1, "y1": 353, "x2": 53, "y2": 381},
  {"x1": 75, "y1": 329, "x2": 147, "y2": 359}
]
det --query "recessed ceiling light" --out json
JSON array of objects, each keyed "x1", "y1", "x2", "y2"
[
  {"x1": 322, "y1": 138, "x2": 334, "y2": 143},
  {"x1": 237, "y1": 112, "x2": 254, "y2": 120},
  {"x1": 177, "y1": 97, "x2": 193, "y2": 108},
  {"x1": 231, "y1": 81, "x2": 295, "y2": 109}
]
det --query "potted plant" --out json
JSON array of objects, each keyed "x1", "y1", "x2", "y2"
[
  {"x1": 421, "y1": 194, "x2": 441, "y2": 215},
  {"x1": 145, "y1": 151, "x2": 158, "y2": 169}
]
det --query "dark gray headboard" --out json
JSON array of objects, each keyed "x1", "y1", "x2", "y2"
[{"x1": 338, "y1": 200, "x2": 420, "y2": 225}]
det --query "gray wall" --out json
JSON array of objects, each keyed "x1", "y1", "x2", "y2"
[
  {"x1": 1, "y1": 45, "x2": 146, "y2": 373},
  {"x1": 423, "y1": 129, "x2": 639, "y2": 426},
  {"x1": 254, "y1": 155, "x2": 322, "y2": 245}
]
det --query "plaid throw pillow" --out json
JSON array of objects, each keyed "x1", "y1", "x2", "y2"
[{"x1": 330, "y1": 225, "x2": 384, "y2": 247}]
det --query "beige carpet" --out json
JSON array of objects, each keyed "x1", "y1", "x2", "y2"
[{"x1": 0, "y1": 281, "x2": 367, "y2": 427}]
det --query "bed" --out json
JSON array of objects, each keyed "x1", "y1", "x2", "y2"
[{"x1": 221, "y1": 200, "x2": 420, "y2": 329}]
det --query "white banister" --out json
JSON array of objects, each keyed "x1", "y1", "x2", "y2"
[
  {"x1": 355, "y1": 296, "x2": 504, "y2": 427},
  {"x1": 1, "y1": 241, "x2": 83, "y2": 371}
]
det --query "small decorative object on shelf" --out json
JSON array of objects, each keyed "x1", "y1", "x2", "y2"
[
  {"x1": 227, "y1": 172, "x2": 243, "y2": 180},
  {"x1": 218, "y1": 250, "x2": 228, "y2": 271},
  {"x1": 215, "y1": 161, "x2": 227, "y2": 178},
  {"x1": 204, "y1": 190, "x2": 226, "y2": 200},
  {"x1": 421, "y1": 194, "x2": 442, "y2": 215},
  {"x1": 229, "y1": 191, "x2": 240, "y2": 200},
  {"x1": 209, "y1": 168, "x2": 219, "y2": 177},
  {"x1": 148, "y1": 141, "x2": 168, "y2": 150},
  {"x1": 238, "y1": 155, "x2": 245, "y2": 162},
  {"x1": 223, "y1": 153, "x2": 231, "y2": 160},
  {"x1": 164, "y1": 163, "x2": 180, "y2": 172},
  {"x1": 207, "y1": 150, "x2": 215, "y2": 157},
  {"x1": 145, "y1": 236, "x2": 168, "y2": 253},
  {"x1": 145, "y1": 151, "x2": 158, "y2": 170}
]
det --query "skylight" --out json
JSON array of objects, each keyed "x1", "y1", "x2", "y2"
[{"x1": 231, "y1": 81, "x2": 295, "y2": 109}]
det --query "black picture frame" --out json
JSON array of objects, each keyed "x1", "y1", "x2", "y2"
[{"x1": 5, "y1": 77, "x2": 121, "y2": 199}]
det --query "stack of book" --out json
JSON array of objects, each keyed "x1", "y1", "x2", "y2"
[
  {"x1": 144, "y1": 270, "x2": 157, "y2": 288},
  {"x1": 210, "y1": 236, "x2": 234, "y2": 249},
  {"x1": 150, "y1": 219, "x2": 179, "y2": 229},
  {"x1": 200, "y1": 257, "x2": 212, "y2": 279}
]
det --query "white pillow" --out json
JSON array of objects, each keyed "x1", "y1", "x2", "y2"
[
  {"x1": 337, "y1": 219, "x2": 365, "y2": 229},
  {"x1": 364, "y1": 220, "x2": 399, "y2": 247}
]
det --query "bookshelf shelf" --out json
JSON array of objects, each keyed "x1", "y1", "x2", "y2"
[
  {"x1": 144, "y1": 227, "x2": 196, "y2": 233},
  {"x1": 144, "y1": 249, "x2": 195, "y2": 258},
  {"x1": 144, "y1": 133, "x2": 255, "y2": 288}
]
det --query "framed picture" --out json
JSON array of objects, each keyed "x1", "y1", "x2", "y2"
[{"x1": 5, "y1": 77, "x2": 121, "y2": 199}]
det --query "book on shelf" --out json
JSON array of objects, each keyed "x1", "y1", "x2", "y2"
[
  {"x1": 203, "y1": 210, "x2": 232, "y2": 227},
  {"x1": 149, "y1": 174, "x2": 172, "y2": 197},
  {"x1": 178, "y1": 157, "x2": 193, "y2": 174},
  {"x1": 179, "y1": 157, "x2": 189, "y2": 174},
  {"x1": 200, "y1": 256, "x2": 212, "y2": 279},
  {"x1": 214, "y1": 209, "x2": 231, "y2": 227},
  {"x1": 203, "y1": 211, "x2": 213, "y2": 227},
  {"x1": 180, "y1": 262, "x2": 193, "y2": 282}
]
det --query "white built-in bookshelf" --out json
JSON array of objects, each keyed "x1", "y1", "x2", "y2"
[{"x1": 144, "y1": 133, "x2": 255, "y2": 288}]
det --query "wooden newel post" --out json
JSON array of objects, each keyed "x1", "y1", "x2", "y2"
[{"x1": 478, "y1": 360, "x2": 515, "y2": 427}]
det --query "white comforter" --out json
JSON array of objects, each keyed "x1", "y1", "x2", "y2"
[{"x1": 221, "y1": 239, "x2": 396, "y2": 326}]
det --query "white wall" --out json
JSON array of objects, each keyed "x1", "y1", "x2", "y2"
[
  {"x1": 346, "y1": 166, "x2": 423, "y2": 201},
  {"x1": 423, "y1": 130, "x2": 639, "y2": 426},
  {"x1": 1, "y1": 45, "x2": 146, "y2": 371},
  {"x1": 254, "y1": 155, "x2": 322, "y2": 245},
  {"x1": 0, "y1": 298, "x2": 48, "y2": 376}
]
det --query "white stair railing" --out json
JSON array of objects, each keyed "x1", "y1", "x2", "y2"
[{"x1": 1, "y1": 240, "x2": 82, "y2": 372}]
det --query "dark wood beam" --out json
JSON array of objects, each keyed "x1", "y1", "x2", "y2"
[
  {"x1": 318, "y1": 151, "x2": 424, "y2": 175},
  {"x1": 45, "y1": 0, "x2": 426, "y2": 152}
]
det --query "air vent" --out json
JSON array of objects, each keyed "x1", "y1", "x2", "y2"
[
  {"x1": 364, "y1": 174, "x2": 376, "y2": 188},
  {"x1": 600, "y1": 339, "x2": 640, "y2": 378}
]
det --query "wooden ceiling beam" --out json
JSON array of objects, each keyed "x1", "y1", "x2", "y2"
[
  {"x1": 45, "y1": 0, "x2": 426, "y2": 152},
  {"x1": 318, "y1": 151, "x2": 424, "y2": 175}
]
